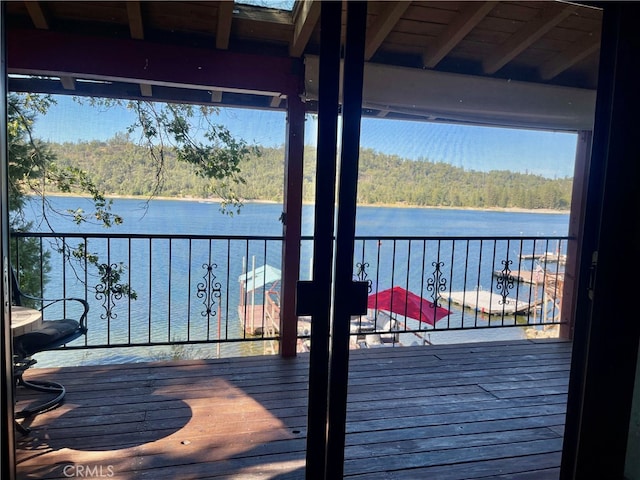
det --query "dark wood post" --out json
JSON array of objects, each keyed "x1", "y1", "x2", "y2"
[
  {"x1": 561, "y1": 3, "x2": 640, "y2": 478},
  {"x1": 279, "y1": 92, "x2": 305, "y2": 358},
  {"x1": 325, "y1": 2, "x2": 368, "y2": 478},
  {"x1": 301, "y1": 2, "x2": 342, "y2": 478},
  {"x1": 1, "y1": 2, "x2": 18, "y2": 477}
]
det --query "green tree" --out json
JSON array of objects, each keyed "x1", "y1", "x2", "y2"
[{"x1": 8, "y1": 93, "x2": 259, "y2": 298}]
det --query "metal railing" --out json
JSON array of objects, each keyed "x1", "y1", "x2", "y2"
[
  {"x1": 348, "y1": 235, "x2": 569, "y2": 349},
  {"x1": 11, "y1": 232, "x2": 285, "y2": 360},
  {"x1": 10, "y1": 232, "x2": 570, "y2": 361}
]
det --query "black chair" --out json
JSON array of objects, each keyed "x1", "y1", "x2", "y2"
[{"x1": 11, "y1": 268, "x2": 88, "y2": 430}]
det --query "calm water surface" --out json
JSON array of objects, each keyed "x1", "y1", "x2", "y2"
[{"x1": 30, "y1": 197, "x2": 569, "y2": 237}]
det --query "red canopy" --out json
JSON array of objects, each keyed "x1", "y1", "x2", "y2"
[{"x1": 367, "y1": 286, "x2": 450, "y2": 326}]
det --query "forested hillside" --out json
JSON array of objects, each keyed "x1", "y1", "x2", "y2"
[{"x1": 49, "y1": 137, "x2": 572, "y2": 210}]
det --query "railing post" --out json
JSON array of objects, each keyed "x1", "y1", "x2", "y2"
[{"x1": 279, "y1": 88, "x2": 305, "y2": 357}]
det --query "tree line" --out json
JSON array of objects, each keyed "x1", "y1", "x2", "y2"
[{"x1": 49, "y1": 136, "x2": 573, "y2": 211}]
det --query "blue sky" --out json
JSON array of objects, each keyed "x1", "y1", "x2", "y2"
[{"x1": 33, "y1": 95, "x2": 577, "y2": 179}]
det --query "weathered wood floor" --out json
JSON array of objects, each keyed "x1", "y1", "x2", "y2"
[{"x1": 15, "y1": 339, "x2": 571, "y2": 479}]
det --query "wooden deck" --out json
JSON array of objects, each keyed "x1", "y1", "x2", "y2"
[{"x1": 14, "y1": 339, "x2": 571, "y2": 479}]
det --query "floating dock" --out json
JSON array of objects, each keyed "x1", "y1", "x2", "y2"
[
  {"x1": 443, "y1": 290, "x2": 537, "y2": 315},
  {"x1": 519, "y1": 252, "x2": 567, "y2": 265},
  {"x1": 492, "y1": 269, "x2": 543, "y2": 285}
]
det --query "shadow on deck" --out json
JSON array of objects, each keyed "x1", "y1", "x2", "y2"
[{"x1": 15, "y1": 339, "x2": 571, "y2": 479}]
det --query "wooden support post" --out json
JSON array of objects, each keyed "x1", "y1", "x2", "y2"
[
  {"x1": 560, "y1": 130, "x2": 592, "y2": 340},
  {"x1": 303, "y1": 3, "x2": 342, "y2": 477},
  {"x1": 279, "y1": 93, "x2": 305, "y2": 358},
  {"x1": 559, "y1": 131, "x2": 593, "y2": 340},
  {"x1": 561, "y1": 4, "x2": 640, "y2": 477},
  {"x1": 325, "y1": 3, "x2": 368, "y2": 478}
]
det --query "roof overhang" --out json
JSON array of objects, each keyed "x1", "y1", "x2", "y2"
[
  {"x1": 304, "y1": 55, "x2": 596, "y2": 131},
  {"x1": 7, "y1": 28, "x2": 597, "y2": 132}
]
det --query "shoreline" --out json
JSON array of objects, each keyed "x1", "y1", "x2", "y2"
[{"x1": 44, "y1": 192, "x2": 571, "y2": 215}]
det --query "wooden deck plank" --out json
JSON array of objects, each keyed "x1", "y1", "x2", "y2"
[
  {"x1": 345, "y1": 453, "x2": 563, "y2": 479},
  {"x1": 15, "y1": 339, "x2": 571, "y2": 479}
]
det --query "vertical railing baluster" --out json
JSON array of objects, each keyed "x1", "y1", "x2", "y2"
[
  {"x1": 489, "y1": 239, "x2": 497, "y2": 320},
  {"x1": 168, "y1": 238, "x2": 173, "y2": 343},
  {"x1": 447, "y1": 239, "x2": 455, "y2": 330},
  {"x1": 375, "y1": 238, "x2": 382, "y2": 295},
  {"x1": 148, "y1": 237, "x2": 152, "y2": 344},
  {"x1": 127, "y1": 237, "x2": 132, "y2": 344},
  {"x1": 462, "y1": 239, "x2": 470, "y2": 328},
  {"x1": 83, "y1": 237, "x2": 88, "y2": 346},
  {"x1": 243, "y1": 239, "x2": 250, "y2": 340},
  {"x1": 261, "y1": 240, "x2": 272, "y2": 338},
  {"x1": 208, "y1": 239, "x2": 213, "y2": 340},
  {"x1": 419, "y1": 239, "x2": 427, "y2": 333},
  {"x1": 187, "y1": 239, "x2": 193, "y2": 341},
  {"x1": 426, "y1": 240, "x2": 446, "y2": 328},
  {"x1": 106, "y1": 238, "x2": 111, "y2": 343},
  {"x1": 225, "y1": 238, "x2": 231, "y2": 342},
  {"x1": 475, "y1": 239, "x2": 483, "y2": 326},
  {"x1": 513, "y1": 238, "x2": 524, "y2": 323},
  {"x1": 404, "y1": 240, "x2": 412, "y2": 336},
  {"x1": 61, "y1": 236, "x2": 67, "y2": 320},
  {"x1": 388, "y1": 239, "x2": 397, "y2": 333},
  {"x1": 38, "y1": 236, "x2": 44, "y2": 300}
]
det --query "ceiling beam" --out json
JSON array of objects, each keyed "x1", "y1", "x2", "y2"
[
  {"x1": 140, "y1": 83, "x2": 153, "y2": 97},
  {"x1": 290, "y1": 0, "x2": 320, "y2": 57},
  {"x1": 211, "y1": 90, "x2": 223, "y2": 102},
  {"x1": 8, "y1": 29, "x2": 302, "y2": 98},
  {"x1": 483, "y1": 3, "x2": 578, "y2": 75},
  {"x1": 24, "y1": 1, "x2": 49, "y2": 29},
  {"x1": 59, "y1": 76, "x2": 75, "y2": 90},
  {"x1": 539, "y1": 32, "x2": 601, "y2": 80},
  {"x1": 364, "y1": 1, "x2": 411, "y2": 61},
  {"x1": 270, "y1": 95, "x2": 283, "y2": 108},
  {"x1": 423, "y1": 1, "x2": 497, "y2": 69},
  {"x1": 126, "y1": 1, "x2": 144, "y2": 40},
  {"x1": 9, "y1": 76, "x2": 280, "y2": 110},
  {"x1": 216, "y1": 1, "x2": 234, "y2": 50}
]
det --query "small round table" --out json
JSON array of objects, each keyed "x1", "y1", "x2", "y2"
[{"x1": 11, "y1": 306, "x2": 43, "y2": 336}]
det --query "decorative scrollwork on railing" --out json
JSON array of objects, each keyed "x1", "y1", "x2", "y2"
[
  {"x1": 426, "y1": 261, "x2": 447, "y2": 308},
  {"x1": 355, "y1": 262, "x2": 373, "y2": 292},
  {"x1": 95, "y1": 263, "x2": 127, "y2": 320},
  {"x1": 495, "y1": 259, "x2": 515, "y2": 305},
  {"x1": 197, "y1": 263, "x2": 222, "y2": 319}
]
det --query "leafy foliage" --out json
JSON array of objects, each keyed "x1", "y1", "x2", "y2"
[
  {"x1": 8, "y1": 94, "x2": 123, "y2": 230},
  {"x1": 8, "y1": 92, "x2": 122, "y2": 296},
  {"x1": 8, "y1": 93, "x2": 259, "y2": 300},
  {"x1": 79, "y1": 99, "x2": 260, "y2": 214}
]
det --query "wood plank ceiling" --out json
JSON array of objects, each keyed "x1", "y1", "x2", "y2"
[{"x1": 6, "y1": 1, "x2": 602, "y2": 126}]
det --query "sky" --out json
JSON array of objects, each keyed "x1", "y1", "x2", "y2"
[{"x1": 32, "y1": 94, "x2": 578, "y2": 179}]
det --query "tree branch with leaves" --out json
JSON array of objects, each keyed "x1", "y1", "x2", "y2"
[{"x1": 8, "y1": 92, "x2": 259, "y2": 304}]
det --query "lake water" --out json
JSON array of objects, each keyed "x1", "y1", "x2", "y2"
[
  {"x1": 29, "y1": 196, "x2": 569, "y2": 238},
  {"x1": 24, "y1": 197, "x2": 569, "y2": 366}
]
